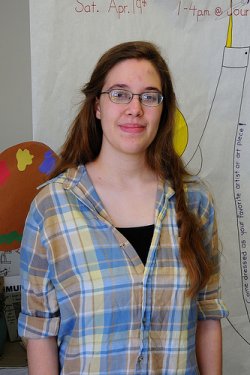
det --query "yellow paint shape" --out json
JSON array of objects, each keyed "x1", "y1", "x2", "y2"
[
  {"x1": 226, "y1": 0, "x2": 233, "y2": 47},
  {"x1": 16, "y1": 148, "x2": 34, "y2": 171},
  {"x1": 226, "y1": 14, "x2": 233, "y2": 47},
  {"x1": 173, "y1": 108, "x2": 188, "y2": 156}
]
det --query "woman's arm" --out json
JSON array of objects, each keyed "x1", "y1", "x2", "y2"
[
  {"x1": 196, "y1": 319, "x2": 222, "y2": 375},
  {"x1": 27, "y1": 337, "x2": 59, "y2": 375}
]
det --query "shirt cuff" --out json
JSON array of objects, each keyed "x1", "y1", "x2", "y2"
[
  {"x1": 18, "y1": 313, "x2": 60, "y2": 338},
  {"x1": 197, "y1": 299, "x2": 229, "y2": 320}
]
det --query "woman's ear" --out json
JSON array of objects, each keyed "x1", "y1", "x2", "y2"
[{"x1": 95, "y1": 98, "x2": 101, "y2": 119}]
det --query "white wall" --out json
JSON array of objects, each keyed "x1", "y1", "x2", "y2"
[{"x1": 0, "y1": 0, "x2": 32, "y2": 151}]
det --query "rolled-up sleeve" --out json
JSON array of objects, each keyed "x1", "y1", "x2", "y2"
[
  {"x1": 196, "y1": 188, "x2": 229, "y2": 320},
  {"x1": 18, "y1": 198, "x2": 60, "y2": 338}
]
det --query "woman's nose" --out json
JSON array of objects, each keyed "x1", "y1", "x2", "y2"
[{"x1": 125, "y1": 95, "x2": 144, "y2": 116}]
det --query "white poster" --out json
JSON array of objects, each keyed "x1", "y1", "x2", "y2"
[{"x1": 29, "y1": 1, "x2": 250, "y2": 373}]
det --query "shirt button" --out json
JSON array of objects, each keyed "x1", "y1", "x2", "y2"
[{"x1": 138, "y1": 355, "x2": 144, "y2": 363}]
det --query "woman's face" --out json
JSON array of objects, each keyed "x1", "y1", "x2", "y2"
[{"x1": 95, "y1": 58, "x2": 163, "y2": 160}]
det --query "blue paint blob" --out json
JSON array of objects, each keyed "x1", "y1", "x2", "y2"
[{"x1": 39, "y1": 150, "x2": 56, "y2": 175}]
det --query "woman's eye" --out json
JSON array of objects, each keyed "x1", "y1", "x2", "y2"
[
  {"x1": 118, "y1": 92, "x2": 126, "y2": 98},
  {"x1": 117, "y1": 91, "x2": 129, "y2": 98},
  {"x1": 142, "y1": 94, "x2": 155, "y2": 102}
]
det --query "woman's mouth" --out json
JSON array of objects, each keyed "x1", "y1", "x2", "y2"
[{"x1": 119, "y1": 124, "x2": 146, "y2": 134}]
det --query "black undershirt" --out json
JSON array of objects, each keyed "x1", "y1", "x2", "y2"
[{"x1": 116, "y1": 224, "x2": 154, "y2": 265}]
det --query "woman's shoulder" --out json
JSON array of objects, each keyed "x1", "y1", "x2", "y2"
[
  {"x1": 34, "y1": 171, "x2": 67, "y2": 201},
  {"x1": 29, "y1": 166, "x2": 84, "y2": 215},
  {"x1": 183, "y1": 175, "x2": 212, "y2": 195},
  {"x1": 183, "y1": 176, "x2": 215, "y2": 214},
  {"x1": 36, "y1": 166, "x2": 84, "y2": 197}
]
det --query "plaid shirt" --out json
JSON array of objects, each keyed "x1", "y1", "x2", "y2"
[{"x1": 18, "y1": 166, "x2": 228, "y2": 375}]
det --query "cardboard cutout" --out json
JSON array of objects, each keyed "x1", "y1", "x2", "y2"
[{"x1": 0, "y1": 141, "x2": 59, "y2": 252}]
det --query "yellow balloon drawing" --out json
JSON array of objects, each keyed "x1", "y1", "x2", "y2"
[
  {"x1": 16, "y1": 149, "x2": 34, "y2": 171},
  {"x1": 173, "y1": 108, "x2": 188, "y2": 156}
]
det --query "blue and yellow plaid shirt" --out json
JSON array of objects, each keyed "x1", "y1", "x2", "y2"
[{"x1": 18, "y1": 165, "x2": 228, "y2": 374}]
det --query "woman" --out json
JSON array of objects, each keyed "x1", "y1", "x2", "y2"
[{"x1": 18, "y1": 41, "x2": 228, "y2": 375}]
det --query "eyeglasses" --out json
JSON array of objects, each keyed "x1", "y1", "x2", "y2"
[{"x1": 100, "y1": 89, "x2": 164, "y2": 107}]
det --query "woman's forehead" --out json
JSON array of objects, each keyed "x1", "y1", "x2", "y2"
[{"x1": 103, "y1": 58, "x2": 162, "y2": 89}]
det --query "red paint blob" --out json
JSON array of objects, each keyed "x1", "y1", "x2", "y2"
[{"x1": 0, "y1": 160, "x2": 10, "y2": 185}]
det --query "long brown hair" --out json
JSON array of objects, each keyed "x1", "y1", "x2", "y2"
[{"x1": 52, "y1": 41, "x2": 212, "y2": 297}]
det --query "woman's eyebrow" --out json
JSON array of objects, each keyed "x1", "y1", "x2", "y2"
[{"x1": 106, "y1": 83, "x2": 161, "y2": 91}]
